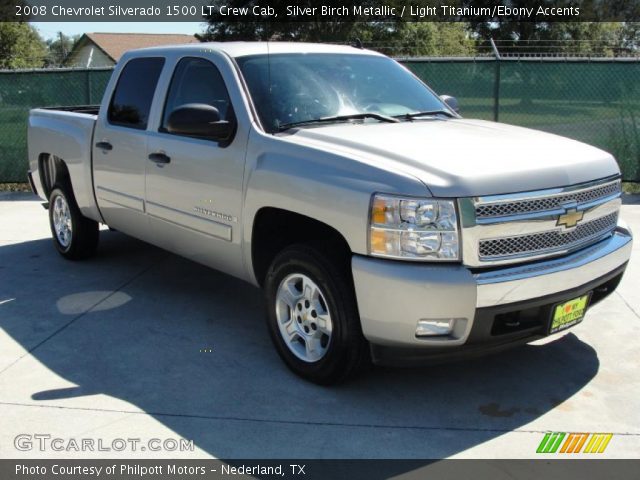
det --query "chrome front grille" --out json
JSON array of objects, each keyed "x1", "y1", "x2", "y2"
[
  {"x1": 475, "y1": 179, "x2": 621, "y2": 219},
  {"x1": 459, "y1": 176, "x2": 622, "y2": 267},
  {"x1": 478, "y1": 211, "x2": 619, "y2": 259}
]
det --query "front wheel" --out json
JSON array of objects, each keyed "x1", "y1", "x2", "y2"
[
  {"x1": 49, "y1": 187, "x2": 99, "y2": 260},
  {"x1": 264, "y1": 244, "x2": 369, "y2": 384}
]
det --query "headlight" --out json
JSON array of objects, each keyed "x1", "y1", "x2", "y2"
[{"x1": 369, "y1": 194, "x2": 460, "y2": 261}]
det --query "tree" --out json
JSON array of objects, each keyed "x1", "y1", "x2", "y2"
[
  {"x1": 617, "y1": 22, "x2": 640, "y2": 55},
  {"x1": 546, "y1": 23, "x2": 624, "y2": 56},
  {"x1": 45, "y1": 32, "x2": 81, "y2": 67},
  {"x1": 469, "y1": 21, "x2": 628, "y2": 57},
  {"x1": 0, "y1": 22, "x2": 47, "y2": 69},
  {"x1": 201, "y1": 1, "x2": 631, "y2": 58},
  {"x1": 379, "y1": 23, "x2": 474, "y2": 57},
  {"x1": 200, "y1": 1, "x2": 474, "y2": 57},
  {"x1": 466, "y1": 0, "x2": 632, "y2": 57},
  {"x1": 200, "y1": 2, "x2": 368, "y2": 43}
]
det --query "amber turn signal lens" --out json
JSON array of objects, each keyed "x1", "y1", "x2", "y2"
[
  {"x1": 370, "y1": 229, "x2": 387, "y2": 254},
  {"x1": 371, "y1": 198, "x2": 388, "y2": 225}
]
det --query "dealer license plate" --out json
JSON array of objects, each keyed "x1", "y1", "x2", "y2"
[{"x1": 549, "y1": 294, "x2": 591, "y2": 334}]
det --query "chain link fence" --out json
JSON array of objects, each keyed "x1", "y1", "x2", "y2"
[
  {"x1": 0, "y1": 68, "x2": 112, "y2": 182},
  {"x1": 0, "y1": 60, "x2": 639, "y2": 182}
]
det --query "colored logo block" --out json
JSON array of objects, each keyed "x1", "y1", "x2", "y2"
[{"x1": 536, "y1": 432, "x2": 613, "y2": 453}]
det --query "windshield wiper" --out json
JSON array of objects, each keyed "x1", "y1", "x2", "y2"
[
  {"x1": 396, "y1": 110, "x2": 456, "y2": 120},
  {"x1": 277, "y1": 113, "x2": 400, "y2": 132}
]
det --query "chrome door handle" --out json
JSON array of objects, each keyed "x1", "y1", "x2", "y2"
[
  {"x1": 95, "y1": 141, "x2": 112, "y2": 151},
  {"x1": 148, "y1": 152, "x2": 171, "y2": 164}
]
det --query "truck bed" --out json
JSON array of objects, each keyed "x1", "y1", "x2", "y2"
[
  {"x1": 42, "y1": 105, "x2": 101, "y2": 115},
  {"x1": 28, "y1": 106, "x2": 101, "y2": 222}
]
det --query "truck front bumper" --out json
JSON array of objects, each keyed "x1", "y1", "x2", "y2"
[{"x1": 352, "y1": 224, "x2": 632, "y2": 366}]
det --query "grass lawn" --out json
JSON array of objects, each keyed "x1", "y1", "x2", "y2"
[{"x1": 460, "y1": 97, "x2": 622, "y2": 125}]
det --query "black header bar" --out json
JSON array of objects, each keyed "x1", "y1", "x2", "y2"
[{"x1": 3, "y1": 0, "x2": 639, "y2": 22}]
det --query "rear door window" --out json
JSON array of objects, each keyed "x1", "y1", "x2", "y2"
[{"x1": 108, "y1": 57, "x2": 165, "y2": 129}]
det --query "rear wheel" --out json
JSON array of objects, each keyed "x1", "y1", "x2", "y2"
[
  {"x1": 48, "y1": 187, "x2": 99, "y2": 260},
  {"x1": 264, "y1": 244, "x2": 369, "y2": 384}
]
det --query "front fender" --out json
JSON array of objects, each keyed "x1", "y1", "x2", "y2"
[{"x1": 241, "y1": 132, "x2": 429, "y2": 284}]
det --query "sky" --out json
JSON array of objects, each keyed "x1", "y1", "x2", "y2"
[{"x1": 31, "y1": 22, "x2": 207, "y2": 40}]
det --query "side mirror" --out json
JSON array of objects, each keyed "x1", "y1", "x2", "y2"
[
  {"x1": 166, "y1": 103, "x2": 233, "y2": 141},
  {"x1": 440, "y1": 95, "x2": 460, "y2": 114}
]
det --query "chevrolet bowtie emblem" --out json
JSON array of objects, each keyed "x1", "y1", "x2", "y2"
[{"x1": 557, "y1": 208, "x2": 584, "y2": 229}]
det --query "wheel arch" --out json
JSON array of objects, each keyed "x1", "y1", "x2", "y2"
[
  {"x1": 250, "y1": 207, "x2": 353, "y2": 287},
  {"x1": 39, "y1": 153, "x2": 73, "y2": 201}
]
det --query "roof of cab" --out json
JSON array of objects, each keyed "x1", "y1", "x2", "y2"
[{"x1": 124, "y1": 41, "x2": 383, "y2": 59}]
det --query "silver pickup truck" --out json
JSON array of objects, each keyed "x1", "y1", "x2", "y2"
[{"x1": 27, "y1": 42, "x2": 632, "y2": 384}]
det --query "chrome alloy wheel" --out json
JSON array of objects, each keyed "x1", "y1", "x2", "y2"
[
  {"x1": 52, "y1": 194, "x2": 72, "y2": 248},
  {"x1": 275, "y1": 273, "x2": 333, "y2": 363}
]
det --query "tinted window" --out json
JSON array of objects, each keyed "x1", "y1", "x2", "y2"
[
  {"x1": 108, "y1": 57, "x2": 165, "y2": 129},
  {"x1": 162, "y1": 57, "x2": 233, "y2": 134}
]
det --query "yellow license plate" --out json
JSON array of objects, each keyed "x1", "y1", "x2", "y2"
[{"x1": 550, "y1": 294, "x2": 591, "y2": 334}]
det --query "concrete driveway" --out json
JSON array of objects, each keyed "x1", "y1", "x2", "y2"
[{"x1": 0, "y1": 193, "x2": 639, "y2": 460}]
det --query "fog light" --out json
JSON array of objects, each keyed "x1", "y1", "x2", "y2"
[{"x1": 416, "y1": 319, "x2": 455, "y2": 337}]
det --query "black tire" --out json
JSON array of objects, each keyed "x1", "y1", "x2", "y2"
[
  {"x1": 48, "y1": 186, "x2": 99, "y2": 260},
  {"x1": 264, "y1": 244, "x2": 369, "y2": 384}
]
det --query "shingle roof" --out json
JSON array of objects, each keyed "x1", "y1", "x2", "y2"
[{"x1": 82, "y1": 33, "x2": 200, "y2": 61}]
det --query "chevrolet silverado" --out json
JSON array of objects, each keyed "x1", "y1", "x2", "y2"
[{"x1": 27, "y1": 42, "x2": 633, "y2": 383}]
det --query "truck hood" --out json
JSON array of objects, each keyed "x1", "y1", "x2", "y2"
[{"x1": 282, "y1": 119, "x2": 620, "y2": 197}]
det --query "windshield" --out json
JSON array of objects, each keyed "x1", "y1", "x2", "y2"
[{"x1": 236, "y1": 53, "x2": 449, "y2": 132}]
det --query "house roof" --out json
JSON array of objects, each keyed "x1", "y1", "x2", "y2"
[{"x1": 80, "y1": 33, "x2": 200, "y2": 62}]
